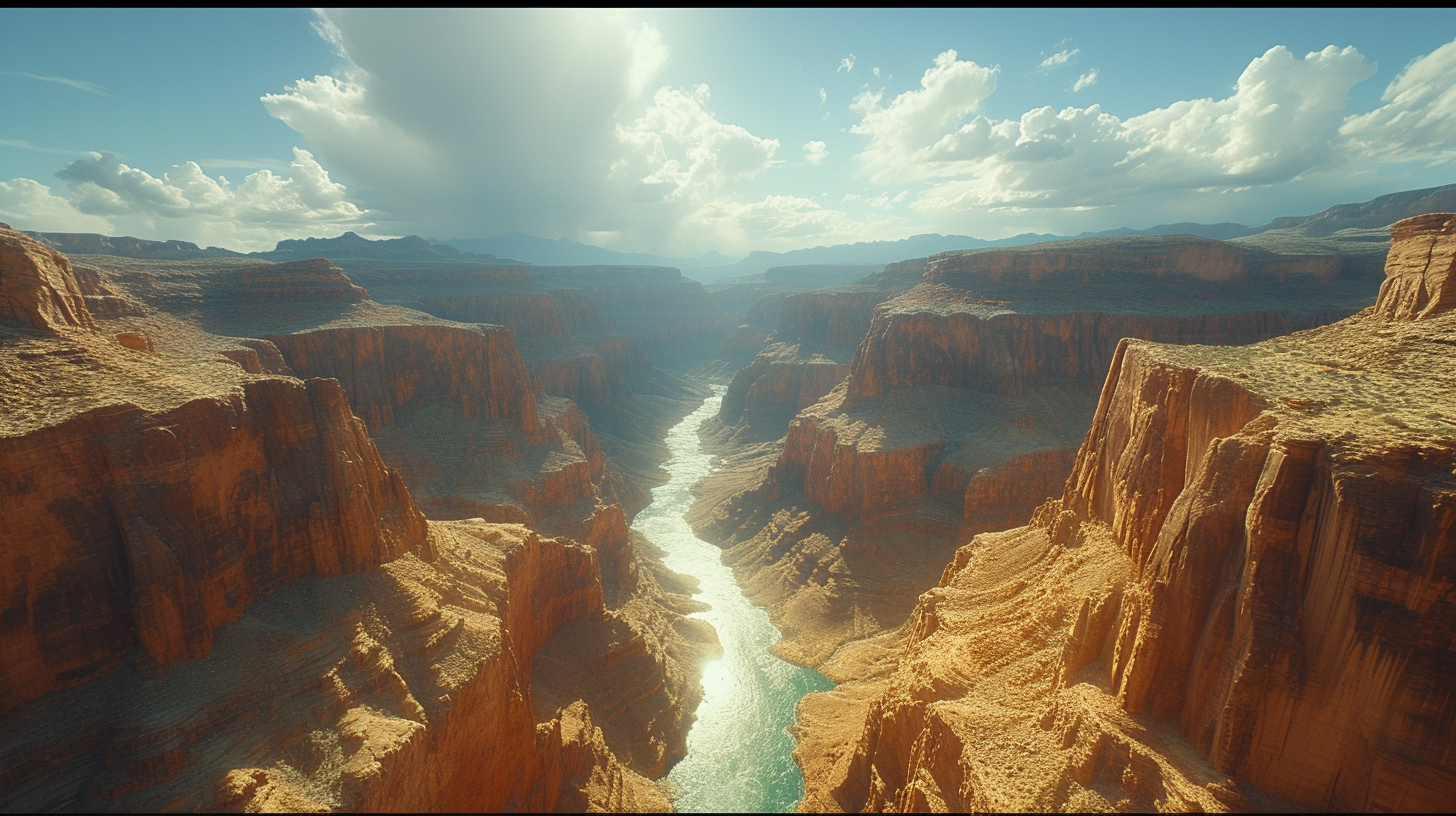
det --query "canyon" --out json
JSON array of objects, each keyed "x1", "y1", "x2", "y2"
[
  {"x1": 0, "y1": 225, "x2": 716, "y2": 810},
  {"x1": 2, "y1": 197, "x2": 1453, "y2": 814},
  {"x1": 691, "y1": 235, "x2": 1384, "y2": 667},
  {"x1": 792, "y1": 214, "x2": 1456, "y2": 812}
]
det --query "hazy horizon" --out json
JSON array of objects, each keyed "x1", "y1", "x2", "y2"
[{"x1": 3, "y1": 8, "x2": 1456, "y2": 256}]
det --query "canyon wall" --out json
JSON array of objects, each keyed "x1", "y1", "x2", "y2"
[
  {"x1": 0, "y1": 228, "x2": 716, "y2": 811},
  {"x1": 803, "y1": 215, "x2": 1456, "y2": 812},
  {"x1": 717, "y1": 288, "x2": 885, "y2": 436},
  {"x1": 695, "y1": 235, "x2": 1384, "y2": 667}
]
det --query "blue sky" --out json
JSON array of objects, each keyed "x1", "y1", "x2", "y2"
[{"x1": 3, "y1": 9, "x2": 1456, "y2": 254}]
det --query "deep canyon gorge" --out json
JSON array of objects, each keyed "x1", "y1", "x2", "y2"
[{"x1": 2, "y1": 187, "x2": 1455, "y2": 812}]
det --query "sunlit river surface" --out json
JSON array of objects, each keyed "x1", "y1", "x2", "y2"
[{"x1": 636, "y1": 389, "x2": 834, "y2": 812}]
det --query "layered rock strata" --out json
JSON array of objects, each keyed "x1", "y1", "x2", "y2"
[
  {"x1": 716, "y1": 288, "x2": 886, "y2": 441},
  {"x1": 697, "y1": 235, "x2": 1384, "y2": 666},
  {"x1": 0, "y1": 224, "x2": 96, "y2": 334},
  {"x1": 0, "y1": 229, "x2": 716, "y2": 810},
  {"x1": 801, "y1": 215, "x2": 1456, "y2": 812},
  {"x1": 0, "y1": 521, "x2": 679, "y2": 811}
]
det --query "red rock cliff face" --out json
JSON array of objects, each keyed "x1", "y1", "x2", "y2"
[
  {"x1": 719, "y1": 290, "x2": 883, "y2": 424},
  {"x1": 0, "y1": 521, "x2": 672, "y2": 812},
  {"x1": 1373, "y1": 213, "x2": 1456, "y2": 319},
  {"x1": 268, "y1": 324, "x2": 543, "y2": 438},
  {"x1": 0, "y1": 376, "x2": 427, "y2": 712},
  {"x1": 697, "y1": 236, "x2": 1384, "y2": 668},
  {"x1": 807, "y1": 216, "x2": 1456, "y2": 813},
  {"x1": 0, "y1": 225, "x2": 96, "y2": 334}
]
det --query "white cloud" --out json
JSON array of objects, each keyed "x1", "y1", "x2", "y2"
[
  {"x1": 1073, "y1": 69, "x2": 1098, "y2": 92},
  {"x1": 614, "y1": 83, "x2": 779, "y2": 201},
  {"x1": 1037, "y1": 49, "x2": 1079, "y2": 70},
  {"x1": 0, "y1": 148, "x2": 369, "y2": 250},
  {"x1": 839, "y1": 54, "x2": 856, "y2": 73},
  {"x1": 259, "y1": 9, "x2": 816, "y2": 254},
  {"x1": 842, "y1": 189, "x2": 908, "y2": 208},
  {"x1": 0, "y1": 178, "x2": 115, "y2": 233},
  {"x1": 849, "y1": 49, "x2": 1001, "y2": 184},
  {"x1": 1, "y1": 71, "x2": 107, "y2": 96},
  {"x1": 848, "y1": 42, "x2": 1456, "y2": 231},
  {"x1": 1341, "y1": 38, "x2": 1456, "y2": 163},
  {"x1": 679, "y1": 194, "x2": 904, "y2": 250},
  {"x1": 872, "y1": 67, "x2": 881, "y2": 79},
  {"x1": 803, "y1": 140, "x2": 829, "y2": 165},
  {"x1": 818, "y1": 87, "x2": 827, "y2": 106}
]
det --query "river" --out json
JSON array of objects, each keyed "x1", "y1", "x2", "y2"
[{"x1": 631, "y1": 389, "x2": 834, "y2": 813}]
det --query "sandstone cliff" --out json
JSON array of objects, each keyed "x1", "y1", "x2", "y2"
[
  {"x1": 696, "y1": 235, "x2": 1384, "y2": 667},
  {"x1": 0, "y1": 231, "x2": 717, "y2": 810},
  {"x1": 716, "y1": 288, "x2": 886, "y2": 440},
  {"x1": 801, "y1": 215, "x2": 1456, "y2": 812},
  {"x1": 0, "y1": 224, "x2": 96, "y2": 334},
  {"x1": 0, "y1": 521, "x2": 685, "y2": 811}
]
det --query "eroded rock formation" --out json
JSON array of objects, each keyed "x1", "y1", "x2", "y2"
[
  {"x1": 695, "y1": 235, "x2": 1384, "y2": 667},
  {"x1": 0, "y1": 228, "x2": 716, "y2": 811},
  {"x1": 802, "y1": 215, "x2": 1456, "y2": 812}
]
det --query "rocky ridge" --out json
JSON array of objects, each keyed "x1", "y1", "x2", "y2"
[{"x1": 797, "y1": 215, "x2": 1456, "y2": 812}]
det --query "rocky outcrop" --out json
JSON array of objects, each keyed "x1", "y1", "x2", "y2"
[
  {"x1": 1372, "y1": 213, "x2": 1456, "y2": 319},
  {"x1": 0, "y1": 226, "x2": 96, "y2": 334},
  {"x1": 697, "y1": 234, "x2": 1385, "y2": 668},
  {"x1": 238, "y1": 257, "x2": 370, "y2": 301},
  {"x1": 0, "y1": 376, "x2": 427, "y2": 712},
  {"x1": 806, "y1": 216, "x2": 1456, "y2": 812}
]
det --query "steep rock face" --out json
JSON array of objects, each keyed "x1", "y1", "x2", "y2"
[
  {"x1": 718, "y1": 289, "x2": 885, "y2": 435},
  {"x1": 923, "y1": 234, "x2": 1373, "y2": 287},
  {"x1": 698, "y1": 236, "x2": 1384, "y2": 668},
  {"x1": 0, "y1": 236, "x2": 716, "y2": 811},
  {"x1": 809, "y1": 217, "x2": 1456, "y2": 813},
  {"x1": 267, "y1": 324, "x2": 542, "y2": 439},
  {"x1": 0, "y1": 226, "x2": 96, "y2": 334},
  {"x1": 0, "y1": 376, "x2": 427, "y2": 712},
  {"x1": 419, "y1": 290, "x2": 609, "y2": 339},
  {"x1": 0, "y1": 522, "x2": 672, "y2": 812},
  {"x1": 1373, "y1": 213, "x2": 1456, "y2": 319}
]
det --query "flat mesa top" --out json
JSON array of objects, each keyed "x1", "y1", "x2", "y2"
[{"x1": 1144, "y1": 306, "x2": 1456, "y2": 448}]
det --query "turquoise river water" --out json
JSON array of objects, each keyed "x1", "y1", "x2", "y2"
[{"x1": 634, "y1": 389, "x2": 834, "y2": 812}]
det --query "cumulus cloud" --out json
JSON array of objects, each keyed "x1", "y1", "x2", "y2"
[
  {"x1": 803, "y1": 140, "x2": 829, "y2": 165},
  {"x1": 1037, "y1": 49, "x2": 1079, "y2": 70},
  {"x1": 1073, "y1": 69, "x2": 1098, "y2": 92},
  {"x1": 0, "y1": 148, "x2": 368, "y2": 250},
  {"x1": 847, "y1": 41, "x2": 1456, "y2": 231},
  {"x1": 0, "y1": 178, "x2": 115, "y2": 233},
  {"x1": 839, "y1": 54, "x2": 856, "y2": 73},
  {"x1": 259, "y1": 9, "x2": 814, "y2": 254},
  {"x1": 849, "y1": 50, "x2": 1000, "y2": 184},
  {"x1": 614, "y1": 84, "x2": 779, "y2": 199},
  {"x1": 1341, "y1": 38, "x2": 1456, "y2": 163}
]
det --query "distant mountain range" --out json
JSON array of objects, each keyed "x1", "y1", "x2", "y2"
[{"x1": 22, "y1": 183, "x2": 1456, "y2": 274}]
